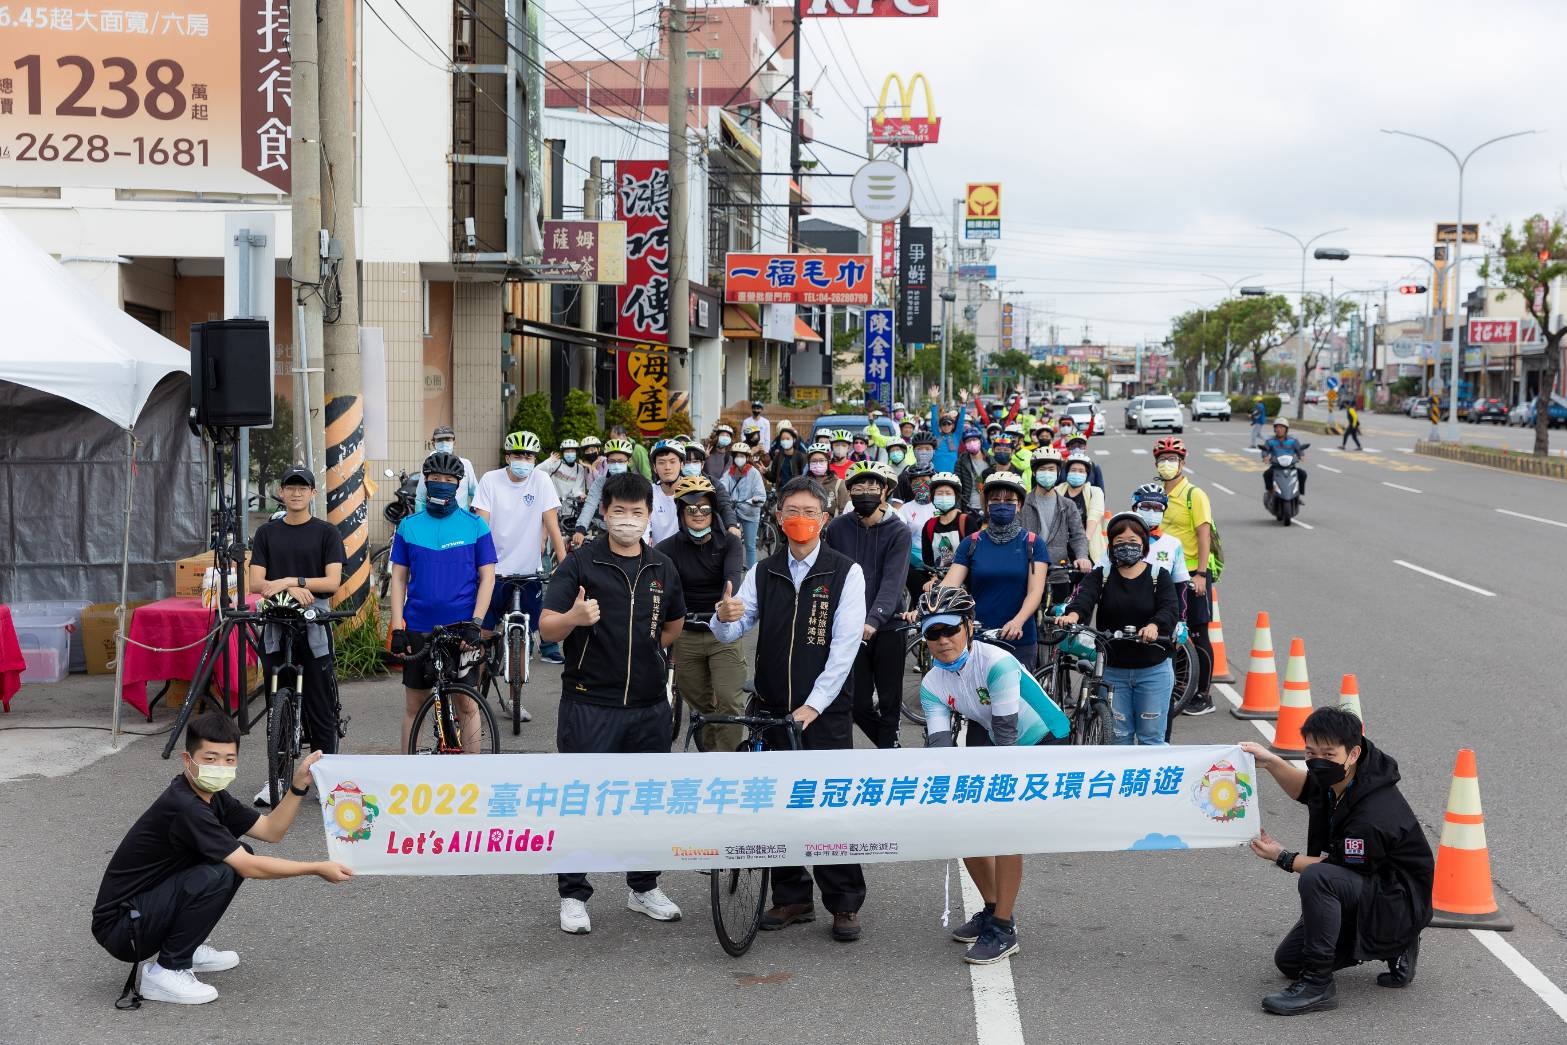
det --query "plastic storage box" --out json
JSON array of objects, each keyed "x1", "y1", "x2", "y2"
[
  {"x1": 15, "y1": 614, "x2": 73, "y2": 684},
  {"x1": 9, "y1": 600, "x2": 91, "y2": 673}
]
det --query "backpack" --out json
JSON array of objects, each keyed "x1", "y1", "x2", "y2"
[
  {"x1": 1184, "y1": 484, "x2": 1225, "y2": 583},
  {"x1": 924, "y1": 512, "x2": 974, "y2": 553}
]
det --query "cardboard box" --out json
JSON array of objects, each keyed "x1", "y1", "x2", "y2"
[
  {"x1": 174, "y1": 551, "x2": 250, "y2": 598},
  {"x1": 82, "y1": 601, "x2": 152, "y2": 675}
]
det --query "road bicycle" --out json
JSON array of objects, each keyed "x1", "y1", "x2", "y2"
[
  {"x1": 484, "y1": 571, "x2": 548, "y2": 735},
  {"x1": 253, "y1": 600, "x2": 354, "y2": 806},
  {"x1": 400, "y1": 624, "x2": 501, "y2": 754},
  {"x1": 683, "y1": 705, "x2": 803, "y2": 957}
]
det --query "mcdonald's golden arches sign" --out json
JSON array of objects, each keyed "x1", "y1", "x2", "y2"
[{"x1": 870, "y1": 73, "x2": 940, "y2": 145}]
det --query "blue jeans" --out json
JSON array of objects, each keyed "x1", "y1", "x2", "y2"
[
  {"x1": 1103, "y1": 660, "x2": 1174, "y2": 746},
  {"x1": 739, "y1": 516, "x2": 759, "y2": 569}
]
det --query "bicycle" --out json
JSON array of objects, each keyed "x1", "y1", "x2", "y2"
[
  {"x1": 1165, "y1": 622, "x2": 1204, "y2": 740},
  {"x1": 683, "y1": 705, "x2": 803, "y2": 957},
  {"x1": 890, "y1": 618, "x2": 929, "y2": 725},
  {"x1": 253, "y1": 601, "x2": 354, "y2": 806},
  {"x1": 755, "y1": 492, "x2": 781, "y2": 558},
  {"x1": 1042, "y1": 623, "x2": 1174, "y2": 746},
  {"x1": 368, "y1": 468, "x2": 418, "y2": 600},
  {"x1": 484, "y1": 571, "x2": 548, "y2": 735},
  {"x1": 400, "y1": 624, "x2": 501, "y2": 754}
]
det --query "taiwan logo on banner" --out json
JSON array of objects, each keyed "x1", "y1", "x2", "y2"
[
  {"x1": 864, "y1": 308, "x2": 895, "y2": 411},
  {"x1": 616, "y1": 160, "x2": 670, "y2": 344},
  {"x1": 899, "y1": 226, "x2": 933, "y2": 345}
]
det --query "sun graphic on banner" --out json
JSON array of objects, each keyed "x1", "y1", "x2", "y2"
[
  {"x1": 1192, "y1": 760, "x2": 1253, "y2": 822},
  {"x1": 325, "y1": 780, "x2": 380, "y2": 843}
]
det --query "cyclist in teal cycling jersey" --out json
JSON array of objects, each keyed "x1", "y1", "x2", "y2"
[{"x1": 915, "y1": 586, "x2": 1069, "y2": 968}]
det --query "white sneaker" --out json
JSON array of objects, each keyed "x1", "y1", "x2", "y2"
[
  {"x1": 559, "y1": 898, "x2": 591, "y2": 935},
  {"x1": 138, "y1": 961, "x2": 218, "y2": 1005},
  {"x1": 191, "y1": 942, "x2": 239, "y2": 973},
  {"x1": 253, "y1": 780, "x2": 284, "y2": 807},
  {"x1": 627, "y1": 887, "x2": 682, "y2": 922}
]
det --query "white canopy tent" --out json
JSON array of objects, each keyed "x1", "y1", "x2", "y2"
[{"x1": 0, "y1": 214, "x2": 192, "y2": 740}]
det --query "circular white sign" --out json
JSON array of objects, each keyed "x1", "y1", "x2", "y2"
[{"x1": 850, "y1": 159, "x2": 913, "y2": 224}]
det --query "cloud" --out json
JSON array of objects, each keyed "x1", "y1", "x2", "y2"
[{"x1": 1127, "y1": 832, "x2": 1189, "y2": 851}]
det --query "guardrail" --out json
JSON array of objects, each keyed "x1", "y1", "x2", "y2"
[{"x1": 1415, "y1": 440, "x2": 1567, "y2": 480}]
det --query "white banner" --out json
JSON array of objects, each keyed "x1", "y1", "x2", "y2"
[{"x1": 310, "y1": 745, "x2": 1258, "y2": 875}]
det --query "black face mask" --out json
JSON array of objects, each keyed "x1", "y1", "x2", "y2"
[
  {"x1": 1305, "y1": 756, "x2": 1349, "y2": 788},
  {"x1": 850, "y1": 492, "x2": 883, "y2": 518}
]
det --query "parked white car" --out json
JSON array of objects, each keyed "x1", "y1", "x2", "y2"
[{"x1": 1135, "y1": 395, "x2": 1184, "y2": 433}]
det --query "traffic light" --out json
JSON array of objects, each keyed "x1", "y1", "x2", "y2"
[
  {"x1": 1539, "y1": 249, "x2": 1551, "y2": 263},
  {"x1": 1398, "y1": 284, "x2": 1428, "y2": 295}
]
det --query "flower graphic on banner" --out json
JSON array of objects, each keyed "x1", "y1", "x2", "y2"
[
  {"x1": 326, "y1": 781, "x2": 380, "y2": 843},
  {"x1": 1191, "y1": 760, "x2": 1253, "y2": 822}
]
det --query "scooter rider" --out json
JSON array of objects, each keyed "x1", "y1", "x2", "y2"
[{"x1": 1261, "y1": 420, "x2": 1308, "y2": 503}]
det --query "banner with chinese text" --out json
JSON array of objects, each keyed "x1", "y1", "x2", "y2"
[
  {"x1": 312, "y1": 745, "x2": 1258, "y2": 875},
  {"x1": 965, "y1": 182, "x2": 1001, "y2": 240},
  {"x1": 0, "y1": 1, "x2": 292, "y2": 192},
  {"x1": 539, "y1": 220, "x2": 627, "y2": 284},
  {"x1": 616, "y1": 347, "x2": 670, "y2": 437},
  {"x1": 864, "y1": 307, "x2": 894, "y2": 410},
  {"x1": 615, "y1": 159, "x2": 670, "y2": 343},
  {"x1": 899, "y1": 226, "x2": 933, "y2": 344},
  {"x1": 725, "y1": 253, "x2": 873, "y2": 305}
]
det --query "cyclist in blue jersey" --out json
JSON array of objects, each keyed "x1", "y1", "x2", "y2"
[
  {"x1": 916, "y1": 586, "x2": 1069, "y2": 967},
  {"x1": 389, "y1": 452, "x2": 497, "y2": 753}
]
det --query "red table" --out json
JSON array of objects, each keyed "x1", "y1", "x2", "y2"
[
  {"x1": 120, "y1": 596, "x2": 260, "y2": 717},
  {"x1": 0, "y1": 606, "x2": 26, "y2": 712}
]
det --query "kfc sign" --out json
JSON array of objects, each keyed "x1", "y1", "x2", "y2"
[{"x1": 804, "y1": 0, "x2": 938, "y2": 16}]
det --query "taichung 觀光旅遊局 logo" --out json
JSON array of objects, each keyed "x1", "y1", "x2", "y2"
[
  {"x1": 1192, "y1": 760, "x2": 1253, "y2": 822},
  {"x1": 326, "y1": 781, "x2": 381, "y2": 843}
]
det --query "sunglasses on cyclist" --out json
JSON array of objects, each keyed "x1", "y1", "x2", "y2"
[
  {"x1": 681, "y1": 504, "x2": 714, "y2": 516},
  {"x1": 923, "y1": 622, "x2": 965, "y2": 641}
]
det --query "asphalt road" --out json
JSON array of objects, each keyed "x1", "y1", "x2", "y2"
[
  {"x1": 1295, "y1": 402, "x2": 1566, "y2": 455},
  {"x1": 3, "y1": 412, "x2": 1566, "y2": 1043}
]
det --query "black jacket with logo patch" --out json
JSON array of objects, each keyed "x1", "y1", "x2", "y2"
[{"x1": 547, "y1": 544, "x2": 685, "y2": 707}]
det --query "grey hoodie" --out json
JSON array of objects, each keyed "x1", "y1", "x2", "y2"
[
  {"x1": 1021, "y1": 489, "x2": 1088, "y2": 564},
  {"x1": 823, "y1": 508, "x2": 912, "y2": 630}
]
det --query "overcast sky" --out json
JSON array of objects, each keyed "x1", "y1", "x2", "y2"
[{"x1": 548, "y1": 0, "x2": 1566, "y2": 343}]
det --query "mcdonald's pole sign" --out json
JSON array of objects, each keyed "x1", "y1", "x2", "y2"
[
  {"x1": 870, "y1": 73, "x2": 941, "y2": 145},
  {"x1": 804, "y1": 0, "x2": 939, "y2": 15}
]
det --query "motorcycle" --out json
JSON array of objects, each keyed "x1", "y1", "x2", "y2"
[
  {"x1": 369, "y1": 469, "x2": 420, "y2": 597},
  {"x1": 1263, "y1": 445, "x2": 1308, "y2": 526}
]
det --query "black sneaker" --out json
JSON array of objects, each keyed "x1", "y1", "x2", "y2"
[
  {"x1": 951, "y1": 905, "x2": 993, "y2": 943},
  {"x1": 1182, "y1": 693, "x2": 1217, "y2": 716},
  {"x1": 1377, "y1": 938, "x2": 1419, "y2": 988},
  {"x1": 963, "y1": 922, "x2": 1020, "y2": 965},
  {"x1": 1262, "y1": 973, "x2": 1338, "y2": 1015}
]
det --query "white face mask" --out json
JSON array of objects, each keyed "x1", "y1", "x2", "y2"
[
  {"x1": 780, "y1": 438, "x2": 794, "y2": 450},
  {"x1": 607, "y1": 461, "x2": 629, "y2": 475},
  {"x1": 681, "y1": 462, "x2": 702, "y2": 477},
  {"x1": 607, "y1": 518, "x2": 646, "y2": 545},
  {"x1": 717, "y1": 435, "x2": 732, "y2": 448},
  {"x1": 434, "y1": 440, "x2": 455, "y2": 455},
  {"x1": 1136, "y1": 508, "x2": 1165, "y2": 529}
]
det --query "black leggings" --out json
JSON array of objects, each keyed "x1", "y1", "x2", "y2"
[{"x1": 850, "y1": 629, "x2": 906, "y2": 749}]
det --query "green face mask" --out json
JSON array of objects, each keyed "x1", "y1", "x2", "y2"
[{"x1": 190, "y1": 761, "x2": 237, "y2": 794}]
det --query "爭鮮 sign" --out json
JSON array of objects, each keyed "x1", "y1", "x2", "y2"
[
  {"x1": 616, "y1": 160, "x2": 670, "y2": 344},
  {"x1": 725, "y1": 253, "x2": 873, "y2": 305},
  {"x1": 864, "y1": 308, "x2": 895, "y2": 411},
  {"x1": 964, "y1": 182, "x2": 1001, "y2": 240},
  {"x1": 899, "y1": 226, "x2": 933, "y2": 344},
  {"x1": 539, "y1": 220, "x2": 627, "y2": 284},
  {"x1": 0, "y1": 1, "x2": 292, "y2": 192}
]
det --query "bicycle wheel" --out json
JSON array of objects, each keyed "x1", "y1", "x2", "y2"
[
  {"x1": 507, "y1": 626, "x2": 526, "y2": 736},
  {"x1": 1166, "y1": 639, "x2": 1199, "y2": 739},
  {"x1": 370, "y1": 545, "x2": 392, "y2": 600},
  {"x1": 266, "y1": 691, "x2": 297, "y2": 806},
  {"x1": 408, "y1": 683, "x2": 500, "y2": 754},
  {"x1": 666, "y1": 668, "x2": 684, "y2": 748},
  {"x1": 899, "y1": 635, "x2": 927, "y2": 724},
  {"x1": 711, "y1": 866, "x2": 770, "y2": 957},
  {"x1": 1077, "y1": 682, "x2": 1114, "y2": 746}
]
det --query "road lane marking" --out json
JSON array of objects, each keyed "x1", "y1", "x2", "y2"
[
  {"x1": 1131, "y1": 448, "x2": 1148, "y2": 455},
  {"x1": 1396, "y1": 447, "x2": 1414, "y2": 453},
  {"x1": 1094, "y1": 449, "x2": 1110, "y2": 456},
  {"x1": 1364, "y1": 447, "x2": 1381, "y2": 453},
  {"x1": 1496, "y1": 508, "x2": 1567, "y2": 529},
  {"x1": 1394, "y1": 559, "x2": 1496, "y2": 596},
  {"x1": 1322, "y1": 447, "x2": 1343, "y2": 453},
  {"x1": 1381, "y1": 482, "x2": 1422, "y2": 494},
  {"x1": 1292, "y1": 520, "x2": 1314, "y2": 529},
  {"x1": 1211, "y1": 483, "x2": 1234, "y2": 496},
  {"x1": 958, "y1": 865, "x2": 1026, "y2": 1045},
  {"x1": 1320, "y1": 465, "x2": 1343, "y2": 474},
  {"x1": 1470, "y1": 930, "x2": 1567, "y2": 1024}
]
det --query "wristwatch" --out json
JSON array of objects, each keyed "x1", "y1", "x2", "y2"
[
  {"x1": 296, "y1": 576, "x2": 308, "y2": 589},
  {"x1": 289, "y1": 782, "x2": 310, "y2": 798}
]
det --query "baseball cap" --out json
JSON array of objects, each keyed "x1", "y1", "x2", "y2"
[{"x1": 280, "y1": 465, "x2": 316, "y2": 488}]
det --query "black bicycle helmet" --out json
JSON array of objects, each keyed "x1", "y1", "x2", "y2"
[
  {"x1": 911, "y1": 429, "x2": 938, "y2": 447},
  {"x1": 1105, "y1": 511, "x2": 1152, "y2": 556},
  {"x1": 918, "y1": 585, "x2": 976, "y2": 622},
  {"x1": 422, "y1": 450, "x2": 464, "y2": 478}
]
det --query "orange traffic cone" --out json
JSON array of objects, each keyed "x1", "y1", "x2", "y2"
[
  {"x1": 1430, "y1": 749, "x2": 1512, "y2": 930},
  {"x1": 1209, "y1": 585, "x2": 1233, "y2": 682},
  {"x1": 1270, "y1": 638, "x2": 1313, "y2": 758},
  {"x1": 1338, "y1": 674, "x2": 1363, "y2": 724},
  {"x1": 1231, "y1": 611, "x2": 1280, "y2": 720}
]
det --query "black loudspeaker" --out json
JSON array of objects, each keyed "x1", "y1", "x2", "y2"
[{"x1": 190, "y1": 319, "x2": 273, "y2": 427}]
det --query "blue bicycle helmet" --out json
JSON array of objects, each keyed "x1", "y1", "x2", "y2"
[{"x1": 1131, "y1": 481, "x2": 1168, "y2": 508}]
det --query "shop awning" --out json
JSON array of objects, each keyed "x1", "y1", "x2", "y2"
[
  {"x1": 718, "y1": 112, "x2": 762, "y2": 162},
  {"x1": 794, "y1": 318, "x2": 822, "y2": 343},
  {"x1": 722, "y1": 304, "x2": 762, "y2": 339}
]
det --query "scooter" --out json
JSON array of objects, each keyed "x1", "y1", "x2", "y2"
[{"x1": 1263, "y1": 445, "x2": 1308, "y2": 525}]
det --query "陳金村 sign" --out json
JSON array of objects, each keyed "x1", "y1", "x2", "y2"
[
  {"x1": 864, "y1": 307, "x2": 895, "y2": 411},
  {"x1": 725, "y1": 253, "x2": 873, "y2": 305}
]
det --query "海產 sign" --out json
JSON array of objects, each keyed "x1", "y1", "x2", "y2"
[
  {"x1": 616, "y1": 159, "x2": 670, "y2": 344},
  {"x1": 870, "y1": 72, "x2": 940, "y2": 145},
  {"x1": 0, "y1": 0, "x2": 292, "y2": 192},
  {"x1": 965, "y1": 182, "x2": 1001, "y2": 240},
  {"x1": 864, "y1": 307, "x2": 895, "y2": 410},
  {"x1": 1467, "y1": 318, "x2": 1519, "y2": 345},
  {"x1": 804, "y1": 0, "x2": 938, "y2": 16},
  {"x1": 311, "y1": 745, "x2": 1257, "y2": 875},
  {"x1": 724, "y1": 253, "x2": 873, "y2": 305},
  {"x1": 616, "y1": 346, "x2": 670, "y2": 437}
]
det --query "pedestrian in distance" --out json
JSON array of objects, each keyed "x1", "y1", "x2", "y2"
[
  {"x1": 712, "y1": 476, "x2": 870, "y2": 942},
  {"x1": 1250, "y1": 397, "x2": 1268, "y2": 449},
  {"x1": 1241, "y1": 707, "x2": 1434, "y2": 1016},
  {"x1": 539, "y1": 471, "x2": 687, "y2": 935},
  {"x1": 1341, "y1": 402, "x2": 1362, "y2": 450},
  {"x1": 92, "y1": 713, "x2": 352, "y2": 1007}
]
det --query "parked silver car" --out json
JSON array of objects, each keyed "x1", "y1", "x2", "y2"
[{"x1": 1189, "y1": 391, "x2": 1231, "y2": 421}]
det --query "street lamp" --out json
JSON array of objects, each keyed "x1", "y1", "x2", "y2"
[
  {"x1": 1263, "y1": 227, "x2": 1349, "y2": 419},
  {"x1": 1202, "y1": 272, "x2": 1262, "y2": 393},
  {"x1": 939, "y1": 288, "x2": 957, "y2": 405},
  {"x1": 1381, "y1": 127, "x2": 1540, "y2": 441}
]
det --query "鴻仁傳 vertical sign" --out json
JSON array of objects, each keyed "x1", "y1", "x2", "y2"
[{"x1": 615, "y1": 160, "x2": 670, "y2": 344}]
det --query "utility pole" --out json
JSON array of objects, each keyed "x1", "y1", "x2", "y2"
[
  {"x1": 787, "y1": 0, "x2": 802, "y2": 250},
  {"x1": 667, "y1": 0, "x2": 690, "y2": 370},
  {"x1": 289, "y1": 0, "x2": 326, "y2": 516},
  {"x1": 318, "y1": 0, "x2": 368, "y2": 608},
  {"x1": 581, "y1": 157, "x2": 602, "y2": 391},
  {"x1": 941, "y1": 198, "x2": 959, "y2": 405}
]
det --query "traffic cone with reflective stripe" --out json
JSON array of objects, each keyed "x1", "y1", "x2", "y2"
[
  {"x1": 1209, "y1": 585, "x2": 1233, "y2": 682},
  {"x1": 1270, "y1": 638, "x2": 1313, "y2": 758},
  {"x1": 1430, "y1": 749, "x2": 1512, "y2": 930},
  {"x1": 1231, "y1": 612, "x2": 1280, "y2": 720},
  {"x1": 1338, "y1": 674, "x2": 1363, "y2": 724}
]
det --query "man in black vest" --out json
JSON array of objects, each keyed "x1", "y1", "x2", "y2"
[{"x1": 713, "y1": 476, "x2": 868, "y2": 941}]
